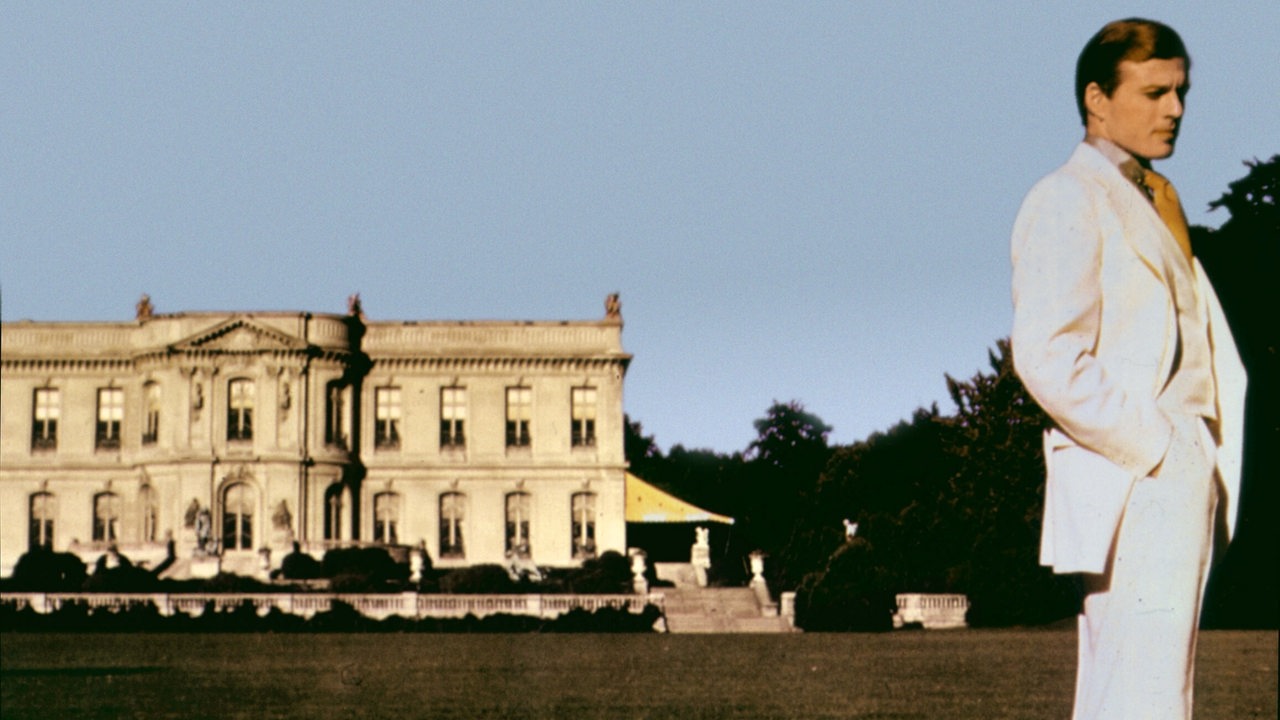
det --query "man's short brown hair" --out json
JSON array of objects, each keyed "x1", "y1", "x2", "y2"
[{"x1": 1075, "y1": 18, "x2": 1190, "y2": 126}]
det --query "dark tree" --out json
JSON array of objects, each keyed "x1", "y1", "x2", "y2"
[
  {"x1": 942, "y1": 340, "x2": 1076, "y2": 625},
  {"x1": 739, "y1": 402, "x2": 835, "y2": 591},
  {"x1": 747, "y1": 400, "x2": 833, "y2": 470},
  {"x1": 1194, "y1": 155, "x2": 1279, "y2": 628}
]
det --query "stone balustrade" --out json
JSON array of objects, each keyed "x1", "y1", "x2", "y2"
[
  {"x1": 892, "y1": 592, "x2": 970, "y2": 629},
  {"x1": 2, "y1": 591, "x2": 663, "y2": 621}
]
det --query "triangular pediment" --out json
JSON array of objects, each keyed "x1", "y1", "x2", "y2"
[{"x1": 172, "y1": 318, "x2": 306, "y2": 353}]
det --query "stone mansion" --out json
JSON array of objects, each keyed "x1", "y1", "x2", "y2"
[{"x1": 0, "y1": 295, "x2": 631, "y2": 578}]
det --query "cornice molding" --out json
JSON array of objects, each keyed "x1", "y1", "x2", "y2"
[
  {"x1": 369, "y1": 355, "x2": 632, "y2": 372},
  {"x1": 169, "y1": 317, "x2": 310, "y2": 353},
  {"x1": 1, "y1": 357, "x2": 134, "y2": 372}
]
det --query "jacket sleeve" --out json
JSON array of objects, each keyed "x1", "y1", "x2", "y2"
[{"x1": 1010, "y1": 173, "x2": 1173, "y2": 478}]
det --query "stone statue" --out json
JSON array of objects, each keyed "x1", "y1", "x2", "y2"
[
  {"x1": 272, "y1": 500, "x2": 292, "y2": 531},
  {"x1": 136, "y1": 293, "x2": 154, "y2": 320},
  {"x1": 184, "y1": 499, "x2": 200, "y2": 528},
  {"x1": 347, "y1": 293, "x2": 363, "y2": 317},
  {"x1": 691, "y1": 527, "x2": 712, "y2": 587},
  {"x1": 843, "y1": 518, "x2": 859, "y2": 540},
  {"x1": 605, "y1": 293, "x2": 621, "y2": 319},
  {"x1": 195, "y1": 507, "x2": 213, "y2": 554}
]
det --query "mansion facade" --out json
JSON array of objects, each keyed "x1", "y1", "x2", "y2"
[{"x1": 0, "y1": 295, "x2": 631, "y2": 578}]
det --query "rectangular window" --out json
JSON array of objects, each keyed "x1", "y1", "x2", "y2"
[
  {"x1": 505, "y1": 492, "x2": 532, "y2": 557},
  {"x1": 572, "y1": 492, "x2": 597, "y2": 559},
  {"x1": 142, "y1": 383, "x2": 161, "y2": 445},
  {"x1": 325, "y1": 382, "x2": 346, "y2": 448},
  {"x1": 29, "y1": 493, "x2": 56, "y2": 549},
  {"x1": 93, "y1": 493, "x2": 121, "y2": 543},
  {"x1": 375, "y1": 387, "x2": 401, "y2": 449},
  {"x1": 139, "y1": 486, "x2": 157, "y2": 542},
  {"x1": 505, "y1": 387, "x2": 532, "y2": 448},
  {"x1": 32, "y1": 388, "x2": 59, "y2": 451},
  {"x1": 96, "y1": 388, "x2": 124, "y2": 450},
  {"x1": 227, "y1": 379, "x2": 254, "y2": 441},
  {"x1": 440, "y1": 387, "x2": 467, "y2": 449},
  {"x1": 439, "y1": 492, "x2": 465, "y2": 558},
  {"x1": 571, "y1": 387, "x2": 597, "y2": 447},
  {"x1": 374, "y1": 492, "x2": 400, "y2": 544}
]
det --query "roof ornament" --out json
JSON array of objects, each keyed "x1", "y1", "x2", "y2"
[
  {"x1": 136, "y1": 293, "x2": 154, "y2": 321},
  {"x1": 347, "y1": 293, "x2": 363, "y2": 317},
  {"x1": 605, "y1": 292, "x2": 621, "y2": 321}
]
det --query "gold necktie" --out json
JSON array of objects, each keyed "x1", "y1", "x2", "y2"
[{"x1": 1143, "y1": 168, "x2": 1193, "y2": 263}]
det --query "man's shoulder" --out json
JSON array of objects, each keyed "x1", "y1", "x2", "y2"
[
  {"x1": 1039, "y1": 143, "x2": 1112, "y2": 184},
  {"x1": 1022, "y1": 144, "x2": 1114, "y2": 204}
]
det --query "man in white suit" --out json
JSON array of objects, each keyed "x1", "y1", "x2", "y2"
[{"x1": 1010, "y1": 18, "x2": 1246, "y2": 720}]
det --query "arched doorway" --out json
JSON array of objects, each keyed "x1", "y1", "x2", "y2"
[{"x1": 222, "y1": 482, "x2": 256, "y2": 551}]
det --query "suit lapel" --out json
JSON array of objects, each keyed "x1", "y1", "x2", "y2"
[{"x1": 1069, "y1": 143, "x2": 1183, "y2": 284}]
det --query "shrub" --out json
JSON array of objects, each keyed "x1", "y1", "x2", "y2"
[
  {"x1": 82, "y1": 551, "x2": 160, "y2": 593},
  {"x1": 278, "y1": 544, "x2": 324, "y2": 580},
  {"x1": 198, "y1": 572, "x2": 277, "y2": 594},
  {"x1": 7, "y1": 549, "x2": 88, "y2": 592},
  {"x1": 321, "y1": 547, "x2": 409, "y2": 591},
  {"x1": 437, "y1": 564, "x2": 519, "y2": 594},
  {"x1": 307, "y1": 601, "x2": 377, "y2": 632},
  {"x1": 564, "y1": 551, "x2": 632, "y2": 594},
  {"x1": 794, "y1": 539, "x2": 895, "y2": 632}
]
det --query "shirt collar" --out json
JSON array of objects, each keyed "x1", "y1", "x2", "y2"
[{"x1": 1086, "y1": 136, "x2": 1150, "y2": 197}]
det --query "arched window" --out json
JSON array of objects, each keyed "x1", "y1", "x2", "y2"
[
  {"x1": 373, "y1": 492, "x2": 400, "y2": 544},
  {"x1": 93, "y1": 492, "x2": 121, "y2": 543},
  {"x1": 142, "y1": 382, "x2": 161, "y2": 445},
  {"x1": 29, "y1": 492, "x2": 56, "y2": 550},
  {"x1": 227, "y1": 379, "x2": 254, "y2": 441},
  {"x1": 139, "y1": 485, "x2": 158, "y2": 543},
  {"x1": 324, "y1": 483, "x2": 348, "y2": 542},
  {"x1": 505, "y1": 492, "x2": 532, "y2": 557},
  {"x1": 571, "y1": 492, "x2": 597, "y2": 559},
  {"x1": 439, "y1": 492, "x2": 466, "y2": 559},
  {"x1": 222, "y1": 483, "x2": 255, "y2": 550}
]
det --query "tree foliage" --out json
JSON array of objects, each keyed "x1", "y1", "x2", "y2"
[
  {"x1": 622, "y1": 152, "x2": 1277, "y2": 630},
  {"x1": 1194, "y1": 154, "x2": 1279, "y2": 628}
]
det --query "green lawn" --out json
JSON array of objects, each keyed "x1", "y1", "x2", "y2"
[{"x1": 1, "y1": 629, "x2": 1274, "y2": 719}]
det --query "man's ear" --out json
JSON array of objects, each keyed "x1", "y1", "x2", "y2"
[{"x1": 1084, "y1": 81, "x2": 1108, "y2": 123}]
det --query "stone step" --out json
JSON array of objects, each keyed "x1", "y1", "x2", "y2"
[
  {"x1": 655, "y1": 585, "x2": 795, "y2": 633},
  {"x1": 663, "y1": 613, "x2": 792, "y2": 634}
]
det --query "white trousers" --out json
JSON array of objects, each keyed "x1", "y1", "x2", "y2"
[{"x1": 1072, "y1": 422, "x2": 1220, "y2": 720}]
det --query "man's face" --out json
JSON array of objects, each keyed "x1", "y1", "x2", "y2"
[{"x1": 1088, "y1": 57, "x2": 1188, "y2": 161}]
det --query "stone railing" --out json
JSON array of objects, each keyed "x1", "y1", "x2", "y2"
[
  {"x1": 892, "y1": 592, "x2": 970, "y2": 629},
  {"x1": 1, "y1": 591, "x2": 663, "y2": 621}
]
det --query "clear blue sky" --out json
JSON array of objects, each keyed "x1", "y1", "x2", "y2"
[{"x1": 3, "y1": 3, "x2": 1276, "y2": 454}]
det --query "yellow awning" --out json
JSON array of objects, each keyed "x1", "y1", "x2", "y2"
[{"x1": 625, "y1": 472, "x2": 735, "y2": 524}]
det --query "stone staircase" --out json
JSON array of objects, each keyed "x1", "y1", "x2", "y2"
[{"x1": 654, "y1": 563, "x2": 794, "y2": 633}]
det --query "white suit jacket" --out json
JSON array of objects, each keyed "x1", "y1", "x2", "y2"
[{"x1": 1010, "y1": 142, "x2": 1247, "y2": 574}]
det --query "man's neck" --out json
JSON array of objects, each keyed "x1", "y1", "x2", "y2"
[{"x1": 1085, "y1": 135, "x2": 1150, "y2": 170}]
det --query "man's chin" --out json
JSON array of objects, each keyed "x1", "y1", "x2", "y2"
[{"x1": 1151, "y1": 137, "x2": 1178, "y2": 159}]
